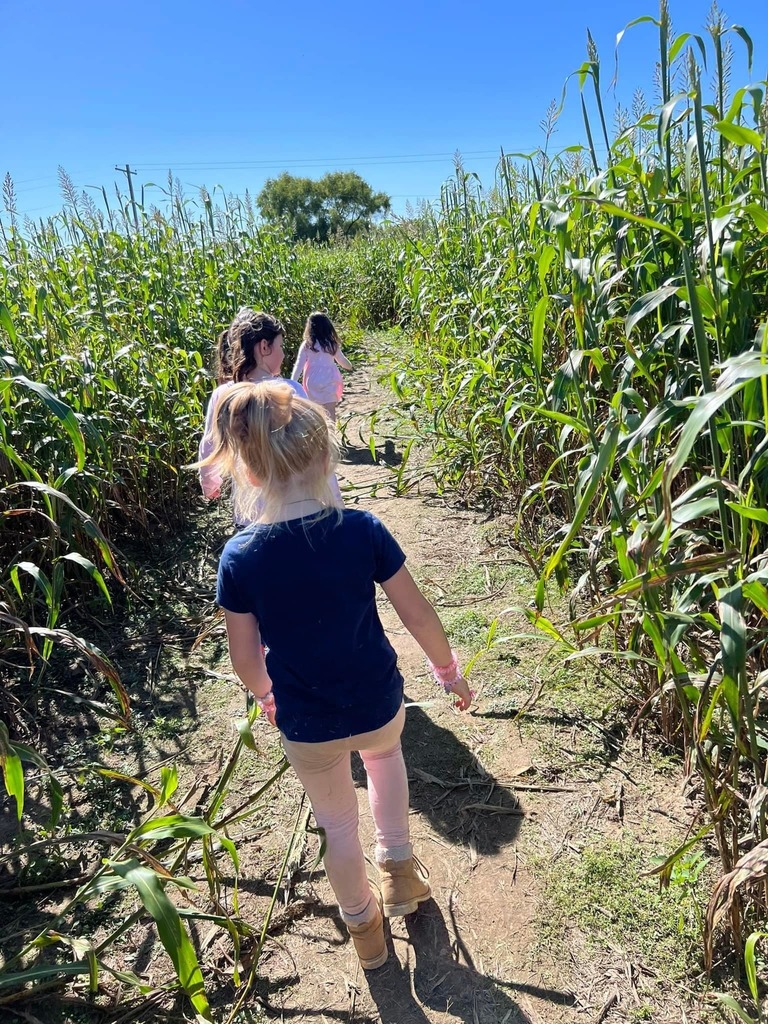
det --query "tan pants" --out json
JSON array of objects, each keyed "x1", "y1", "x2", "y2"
[{"x1": 281, "y1": 704, "x2": 408, "y2": 918}]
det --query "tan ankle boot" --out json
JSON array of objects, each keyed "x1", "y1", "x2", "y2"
[
  {"x1": 378, "y1": 854, "x2": 431, "y2": 917},
  {"x1": 347, "y1": 899, "x2": 388, "y2": 970}
]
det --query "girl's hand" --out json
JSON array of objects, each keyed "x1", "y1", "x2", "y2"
[
  {"x1": 446, "y1": 675, "x2": 473, "y2": 712},
  {"x1": 423, "y1": 645, "x2": 474, "y2": 712},
  {"x1": 256, "y1": 691, "x2": 277, "y2": 727}
]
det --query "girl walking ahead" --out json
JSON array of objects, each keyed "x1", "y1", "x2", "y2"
[
  {"x1": 198, "y1": 382, "x2": 472, "y2": 970},
  {"x1": 291, "y1": 311, "x2": 352, "y2": 421}
]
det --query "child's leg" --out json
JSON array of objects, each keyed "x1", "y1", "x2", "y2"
[
  {"x1": 281, "y1": 737, "x2": 373, "y2": 922},
  {"x1": 320, "y1": 402, "x2": 337, "y2": 421},
  {"x1": 358, "y1": 704, "x2": 431, "y2": 917},
  {"x1": 358, "y1": 703, "x2": 410, "y2": 857}
]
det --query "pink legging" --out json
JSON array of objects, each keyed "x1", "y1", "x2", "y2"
[{"x1": 281, "y1": 703, "x2": 408, "y2": 920}]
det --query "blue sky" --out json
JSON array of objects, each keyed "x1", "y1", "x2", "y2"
[{"x1": 3, "y1": 0, "x2": 767, "y2": 222}]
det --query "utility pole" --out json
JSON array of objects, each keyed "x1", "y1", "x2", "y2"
[{"x1": 115, "y1": 163, "x2": 139, "y2": 230}]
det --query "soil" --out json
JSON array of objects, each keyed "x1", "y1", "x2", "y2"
[{"x1": 1, "y1": 355, "x2": 710, "y2": 1024}]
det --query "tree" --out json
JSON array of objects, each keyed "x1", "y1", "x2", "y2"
[{"x1": 257, "y1": 171, "x2": 390, "y2": 242}]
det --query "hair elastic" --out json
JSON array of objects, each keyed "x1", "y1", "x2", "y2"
[{"x1": 430, "y1": 651, "x2": 461, "y2": 692}]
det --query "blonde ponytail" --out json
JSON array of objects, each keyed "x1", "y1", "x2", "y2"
[{"x1": 194, "y1": 382, "x2": 340, "y2": 523}]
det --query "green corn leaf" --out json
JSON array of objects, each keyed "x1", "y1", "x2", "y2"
[
  {"x1": 0, "y1": 301, "x2": 18, "y2": 345},
  {"x1": 745, "y1": 203, "x2": 768, "y2": 233},
  {"x1": 743, "y1": 581, "x2": 768, "y2": 617},
  {"x1": 571, "y1": 612, "x2": 621, "y2": 632},
  {"x1": 10, "y1": 561, "x2": 52, "y2": 605},
  {"x1": 0, "y1": 722, "x2": 24, "y2": 820},
  {"x1": 2, "y1": 481, "x2": 123, "y2": 581},
  {"x1": 719, "y1": 584, "x2": 746, "y2": 678},
  {"x1": 12, "y1": 375, "x2": 86, "y2": 471},
  {"x1": 744, "y1": 931, "x2": 768, "y2": 1004},
  {"x1": 235, "y1": 715, "x2": 258, "y2": 750},
  {"x1": 718, "y1": 584, "x2": 746, "y2": 726},
  {"x1": 625, "y1": 283, "x2": 679, "y2": 335},
  {"x1": 159, "y1": 765, "x2": 179, "y2": 806},
  {"x1": 537, "y1": 245, "x2": 556, "y2": 289},
  {"x1": 665, "y1": 384, "x2": 741, "y2": 486},
  {"x1": 109, "y1": 858, "x2": 212, "y2": 1020},
  {"x1": 515, "y1": 402, "x2": 591, "y2": 435},
  {"x1": 668, "y1": 31, "x2": 707, "y2": 64},
  {"x1": 712, "y1": 993, "x2": 756, "y2": 1024},
  {"x1": 731, "y1": 24, "x2": 754, "y2": 73},
  {"x1": 0, "y1": 961, "x2": 93, "y2": 989},
  {"x1": 103, "y1": 966, "x2": 154, "y2": 993},
  {"x1": 523, "y1": 609, "x2": 576, "y2": 650},
  {"x1": 91, "y1": 766, "x2": 160, "y2": 798},
  {"x1": 58, "y1": 552, "x2": 112, "y2": 604},
  {"x1": 717, "y1": 350, "x2": 768, "y2": 392},
  {"x1": 130, "y1": 814, "x2": 239, "y2": 873},
  {"x1": 726, "y1": 501, "x2": 768, "y2": 525},
  {"x1": 543, "y1": 421, "x2": 619, "y2": 580},
  {"x1": 10, "y1": 623, "x2": 130, "y2": 723},
  {"x1": 698, "y1": 681, "x2": 725, "y2": 742},
  {"x1": 532, "y1": 295, "x2": 548, "y2": 374},
  {"x1": 714, "y1": 120, "x2": 764, "y2": 151},
  {"x1": 534, "y1": 573, "x2": 546, "y2": 613}
]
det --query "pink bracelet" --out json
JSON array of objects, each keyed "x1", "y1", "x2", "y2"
[{"x1": 430, "y1": 651, "x2": 461, "y2": 692}]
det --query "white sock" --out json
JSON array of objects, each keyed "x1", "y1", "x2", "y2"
[
  {"x1": 375, "y1": 842, "x2": 412, "y2": 864},
  {"x1": 341, "y1": 894, "x2": 377, "y2": 925}
]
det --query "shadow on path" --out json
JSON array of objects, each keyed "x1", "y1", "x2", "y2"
[
  {"x1": 366, "y1": 899, "x2": 573, "y2": 1023},
  {"x1": 352, "y1": 698, "x2": 523, "y2": 855}
]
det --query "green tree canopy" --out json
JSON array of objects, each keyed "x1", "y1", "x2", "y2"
[{"x1": 257, "y1": 171, "x2": 390, "y2": 242}]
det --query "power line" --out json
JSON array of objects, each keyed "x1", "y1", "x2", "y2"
[
  {"x1": 131, "y1": 145, "x2": 609, "y2": 173},
  {"x1": 132, "y1": 149, "x2": 503, "y2": 171},
  {"x1": 6, "y1": 141, "x2": 611, "y2": 199}
]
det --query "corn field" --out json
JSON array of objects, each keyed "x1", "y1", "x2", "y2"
[
  {"x1": 0, "y1": 178, "x2": 399, "y2": 1017},
  {"x1": 3, "y1": 0, "x2": 768, "y2": 1017},
  {"x1": 392, "y1": 0, "x2": 768, "y2": 997},
  {"x1": 0, "y1": 177, "x2": 400, "y2": 685}
]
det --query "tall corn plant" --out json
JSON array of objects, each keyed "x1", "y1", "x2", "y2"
[{"x1": 393, "y1": 1, "x2": 768, "y2": 958}]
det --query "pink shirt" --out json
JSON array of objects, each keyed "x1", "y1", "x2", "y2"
[{"x1": 291, "y1": 343, "x2": 344, "y2": 403}]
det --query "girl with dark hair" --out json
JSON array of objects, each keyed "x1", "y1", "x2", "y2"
[{"x1": 291, "y1": 311, "x2": 353, "y2": 421}]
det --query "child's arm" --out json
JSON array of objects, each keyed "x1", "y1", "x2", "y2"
[
  {"x1": 381, "y1": 566, "x2": 472, "y2": 710},
  {"x1": 199, "y1": 391, "x2": 223, "y2": 499},
  {"x1": 290, "y1": 344, "x2": 308, "y2": 382},
  {"x1": 334, "y1": 347, "x2": 353, "y2": 371},
  {"x1": 224, "y1": 610, "x2": 276, "y2": 724}
]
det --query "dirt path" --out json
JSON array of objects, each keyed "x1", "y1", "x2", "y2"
[{"x1": 186, "y1": 359, "x2": 700, "y2": 1024}]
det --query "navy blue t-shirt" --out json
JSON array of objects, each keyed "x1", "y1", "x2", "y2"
[{"x1": 216, "y1": 508, "x2": 406, "y2": 742}]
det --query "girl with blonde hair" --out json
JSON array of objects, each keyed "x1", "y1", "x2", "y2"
[{"x1": 197, "y1": 381, "x2": 473, "y2": 971}]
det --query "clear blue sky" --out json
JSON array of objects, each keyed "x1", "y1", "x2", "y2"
[{"x1": 3, "y1": 0, "x2": 766, "y2": 221}]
